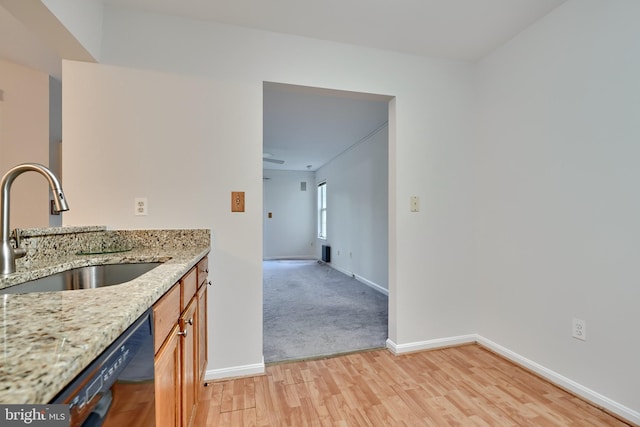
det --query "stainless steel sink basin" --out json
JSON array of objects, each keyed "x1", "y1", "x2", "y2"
[{"x1": 0, "y1": 262, "x2": 162, "y2": 295}]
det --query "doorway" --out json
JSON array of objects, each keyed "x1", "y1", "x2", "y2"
[{"x1": 262, "y1": 82, "x2": 392, "y2": 363}]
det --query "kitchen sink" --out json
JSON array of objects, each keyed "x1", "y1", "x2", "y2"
[{"x1": 0, "y1": 262, "x2": 162, "y2": 295}]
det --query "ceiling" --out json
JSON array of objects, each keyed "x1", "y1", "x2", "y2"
[
  {"x1": 1, "y1": 0, "x2": 567, "y2": 172},
  {"x1": 103, "y1": 0, "x2": 566, "y2": 62},
  {"x1": 263, "y1": 83, "x2": 390, "y2": 172}
]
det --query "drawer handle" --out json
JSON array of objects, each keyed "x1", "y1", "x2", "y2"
[
  {"x1": 178, "y1": 329, "x2": 188, "y2": 337},
  {"x1": 208, "y1": 281, "x2": 212, "y2": 286},
  {"x1": 187, "y1": 318, "x2": 193, "y2": 326},
  {"x1": 205, "y1": 268, "x2": 209, "y2": 274}
]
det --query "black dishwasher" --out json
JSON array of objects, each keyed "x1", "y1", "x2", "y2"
[{"x1": 51, "y1": 309, "x2": 155, "y2": 427}]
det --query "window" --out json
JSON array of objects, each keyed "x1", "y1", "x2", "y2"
[{"x1": 317, "y1": 181, "x2": 327, "y2": 239}]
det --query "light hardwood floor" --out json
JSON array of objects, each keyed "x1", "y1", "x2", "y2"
[{"x1": 193, "y1": 344, "x2": 632, "y2": 426}]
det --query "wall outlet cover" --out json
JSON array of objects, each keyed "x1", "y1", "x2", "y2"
[
  {"x1": 572, "y1": 318, "x2": 586, "y2": 341},
  {"x1": 135, "y1": 197, "x2": 148, "y2": 216}
]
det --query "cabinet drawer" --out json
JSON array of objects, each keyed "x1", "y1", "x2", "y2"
[
  {"x1": 153, "y1": 284, "x2": 181, "y2": 354},
  {"x1": 181, "y1": 267, "x2": 197, "y2": 311},
  {"x1": 197, "y1": 257, "x2": 208, "y2": 288}
]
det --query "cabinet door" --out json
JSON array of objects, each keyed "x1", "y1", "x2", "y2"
[
  {"x1": 180, "y1": 298, "x2": 198, "y2": 427},
  {"x1": 197, "y1": 284, "x2": 208, "y2": 384},
  {"x1": 154, "y1": 325, "x2": 181, "y2": 427}
]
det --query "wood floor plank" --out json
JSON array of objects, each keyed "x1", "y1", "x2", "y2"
[
  {"x1": 255, "y1": 376, "x2": 283, "y2": 427},
  {"x1": 194, "y1": 344, "x2": 634, "y2": 426},
  {"x1": 220, "y1": 378, "x2": 255, "y2": 413}
]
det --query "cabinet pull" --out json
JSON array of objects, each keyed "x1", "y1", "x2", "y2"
[
  {"x1": 205, "y1": 268, "x2": 209, "y2": 274},
  {"x1": 178, "y1": 329, "x2": 188, "y2": 337},
  {"x1": 208, "y1": 281, "x2": 212, "y2": 286},
  {"x1": 187, "y1": 318, "x2": 193, "y2": 326}
]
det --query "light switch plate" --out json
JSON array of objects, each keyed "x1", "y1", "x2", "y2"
[
  {"x1": 232, "y1": 191, "x2": 245, "y2": 212},
  {"x1": 410, "y1": 196, "x2": 420, "y2": 212}
]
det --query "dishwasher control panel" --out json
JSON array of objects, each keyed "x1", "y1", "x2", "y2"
[{"x1": 51, "y1": 310, "x2": 154, "y2": 427}]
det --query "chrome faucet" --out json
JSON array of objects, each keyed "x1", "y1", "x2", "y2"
[{"x1": 1, "y1": 163, "x2": 69, "y2": 275}]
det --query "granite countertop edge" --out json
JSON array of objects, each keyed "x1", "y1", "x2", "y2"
[{"x1": 0, "y1": 230, "x2": 210, "y2": 404}]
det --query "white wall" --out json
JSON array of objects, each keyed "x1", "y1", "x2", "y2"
[
  {"x1": 62, "y1": 5, "x2": 476, "y2": 376},
  {"x1": 18, "y1": 0, "x2": 640, "y2": 419},
  {"x1": 316, "y1": 123, "x2": 388, "y2": 291},
  {"x1": 474, "y1": 0, "x2": 640, "y2": 415},
  {"x1": 0, "y1": 0, "x2": 100, "y2": 64},
  {"x1": 62, "y1": 61, "x2": 264, "y2": 373},
  {"x1": 0, "y1": 4, "x2": 62, "y2": 79},
  {"x1": 0, "y1": 60, "x2": 53, "y2": 228},
  {"x1": 41, "y1": 0, "x2": 103, "y2": 60},
  {"x1": 263, "y1": 170, "x2": 315, "y2": 259}
]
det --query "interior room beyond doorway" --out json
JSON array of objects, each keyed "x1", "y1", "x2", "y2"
[{"x1": 262, "y1": 82, "x2": 391, "y2": 362}]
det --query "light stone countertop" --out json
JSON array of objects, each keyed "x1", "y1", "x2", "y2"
[{"x1": 0, "y1": 227, "x2": 210, "y2": 404}]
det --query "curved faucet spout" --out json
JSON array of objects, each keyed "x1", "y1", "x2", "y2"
[{"x1": 1, "y1": 163, "x2": 70, "y2": 275}]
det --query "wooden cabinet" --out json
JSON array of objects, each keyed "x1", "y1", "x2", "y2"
[
  {"x1": 154, "y1": 324, "x2": 181, "y2": 427},
  {"x1": 180, "y1": 268, "x2": 197, "y2": 311},
  {"x1": 197, "y1": 284, "x2": 207, "y2": 384},
  {"x1": 180, "y1": 298, "x2": 197, "y2": 427},
  {"x1": 153, "y1": 256, "x2": 209, "y2": 427},
  {"x1": 153, "y1": 285, "x2": 181, "y2": 354},
  {"x1": 196, "y1": 257, "x2": 208, "y2": 385}
]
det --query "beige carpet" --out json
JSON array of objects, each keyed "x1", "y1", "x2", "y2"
[{"x1": 263, "y1": 260, "x2": 388, "y2": 363}]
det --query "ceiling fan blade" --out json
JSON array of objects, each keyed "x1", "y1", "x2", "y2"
[{"x1": 263, "y1": 158, "x2": 285, "y2": 164}]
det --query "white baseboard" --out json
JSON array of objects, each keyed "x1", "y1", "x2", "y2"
[
  {"x1": 324, "y1": 262, "x2": 389, "y2": 296},
  {"x1": 203, "y1": 337, "x2": 638, "y2": 424},
  {"x1": 354, "y1": 273, "x2": 389, "y2": 296},
  {"x1": 475, "y1": 336, "x2": 640, "y2": 426},
  {"x1": 263, "y1": 256, "x2": 316, "y2": 261},
  {"x1": 386, "y1": 335, "x2": 476, "y2": 354},
  {"x1": 204, "y1": 358, "x2": 265, "y2": 381},
  {"x1": 387, "y1": 334, "x2": 640, "y2": 426},
  {"x1": 325, "y1": 262, "x2": 351, "y2": 277}
]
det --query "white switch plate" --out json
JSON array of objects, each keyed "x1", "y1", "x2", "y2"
[
  {"x1": 135, "y1": 197, "x2": 148, "y2": 216},
  {"x1": 410, "y1": 196, "x2": 420, "y2": 212}
]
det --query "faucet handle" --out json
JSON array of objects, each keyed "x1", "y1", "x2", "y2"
[
  {"x1": 11, "y1": 229, "x2": 26, "y2": 259},
  {"x1": 11, "y1": 228, "x2": 21, "y2": 248},
  {"x1": 13, "y1": 247, "x2": 26, "y2": 259}
]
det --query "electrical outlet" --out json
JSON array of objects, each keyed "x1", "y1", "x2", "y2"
[
  {"x1": 135, "y1": 197, "x2": 148, "y2": 216},
  {"x1": 572, "y1": 318, "x2": 586, "y2": 341}
]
